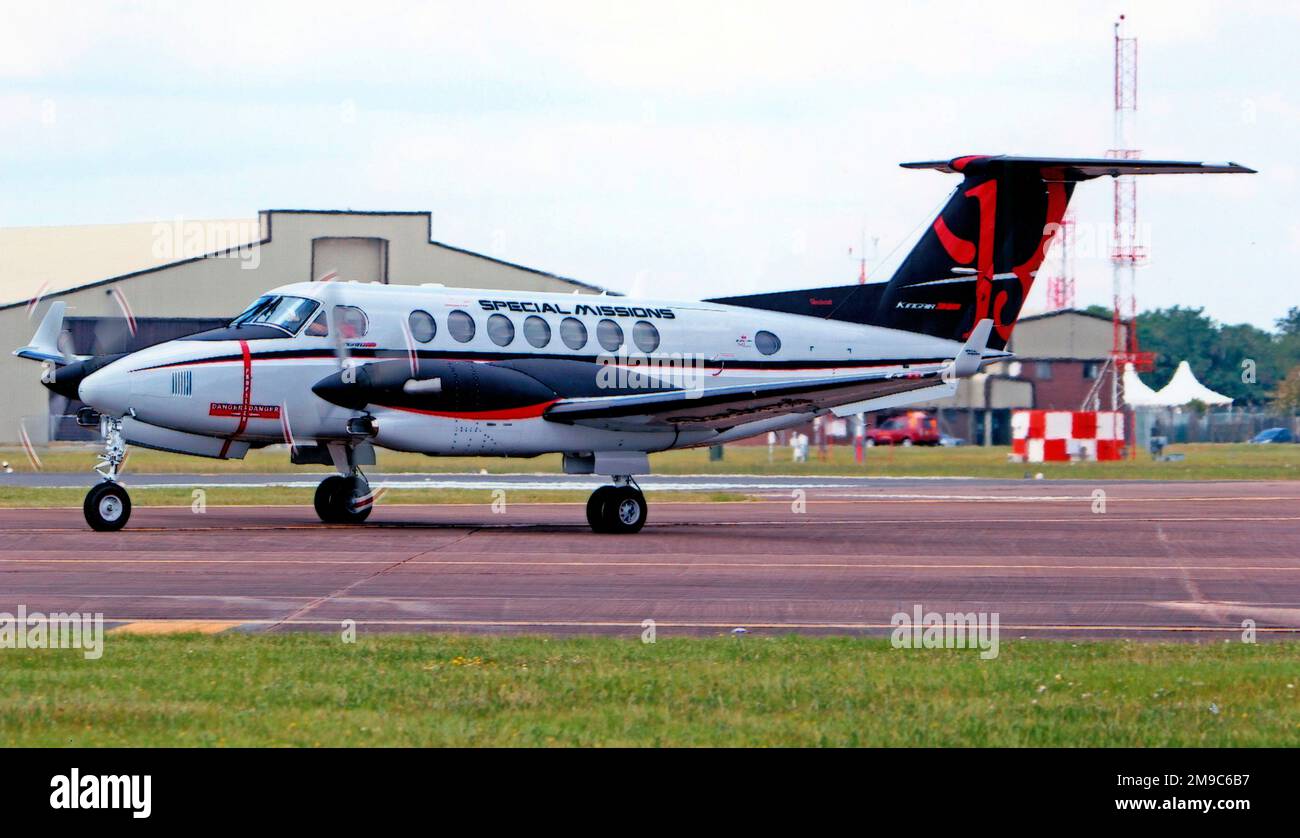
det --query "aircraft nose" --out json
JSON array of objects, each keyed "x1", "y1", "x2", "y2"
[{"x1": 78, "y1": 366, "x2": 130, "y2": 416}]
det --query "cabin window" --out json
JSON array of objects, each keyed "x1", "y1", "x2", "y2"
[
  {"x1": 597, "y1": 319, "x2": 624, "y2": 352},
  {"x1": 408, "y1": 310, "x2": 436, "y2": 343},
  {"x1": 447, "y1": 310, "x2": 476, "y2": 343},
  {"x1": 332, "y1": 305, "x2": 369, "y2": 339},
  {"x1": 755, "y1": 330, "x2": 781, "y2": 355},
  {"x1": 560, "y1": 317, "x2": 587, "y2": 350},
  {"x1": 523, "y1": 315, "x2": 551, "y2": 348},
  {"x1": 487, "y1": 313, "x2": 515, "y2": 347},
  {"x1": 632, "y1": 320, "x2": 660, "y2": 353}
]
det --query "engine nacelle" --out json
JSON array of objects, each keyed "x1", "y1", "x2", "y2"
[{"x1": 312, "y1": 359, "x2": 558, "y2": 415}]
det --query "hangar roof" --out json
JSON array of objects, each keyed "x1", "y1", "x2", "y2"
[
  {"x1": 0, "y1": 209, "x2": 603, "y2": 310},
  {"x1": 0, "y1": 218, "x2": 258, "y2": 308},
  {"x1": 1007, "y1": 308, "x2": 1124, "y2": 361}
]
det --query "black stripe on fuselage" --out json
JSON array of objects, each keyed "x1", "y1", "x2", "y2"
[{"x1": 132, "y1": 347, "x2": 950, "y2": 373}]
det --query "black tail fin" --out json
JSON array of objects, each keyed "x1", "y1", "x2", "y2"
[{"x1": 708, "y1": 155, "x2": 1253, "y2": 351}]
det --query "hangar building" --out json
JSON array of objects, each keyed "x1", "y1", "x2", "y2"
[{"x1": 0, "y1": 210, "x2": 602, "y2": 444}]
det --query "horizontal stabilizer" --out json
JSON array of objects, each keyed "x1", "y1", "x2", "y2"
[{"x1": 901, "y1": 155, "x2": 1256, "y2": 178}]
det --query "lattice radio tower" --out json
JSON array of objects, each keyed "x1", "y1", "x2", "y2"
[
  {"x1": 1043, "y1": 212, "x2": 1076, "y2": 309},
  {"x1": 1107, "y1": 14, "x2": 1155, "y2": 416}
]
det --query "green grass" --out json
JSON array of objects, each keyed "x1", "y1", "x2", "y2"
[
  {"x1": 1, "y1": 634, "x2": 1297, "y2": 746},
  {"x1": 0, "y1": 486, "x2": 747, "y2": 509},
  {"x1": 3, "y1": 442, "x2": 1297, "y2": 480}
]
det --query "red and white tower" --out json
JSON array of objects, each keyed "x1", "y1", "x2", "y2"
[
  {"x1": 1043, "y1": 212, "x2": 1076, "y2": 310},
  {"x1": 1107, "y1": 15, "x2": 1154, "y2": 439}
]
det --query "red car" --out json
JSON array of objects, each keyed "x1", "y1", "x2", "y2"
[{"x1": 865, "y1": 412, "x2": 940, "y2": 446}]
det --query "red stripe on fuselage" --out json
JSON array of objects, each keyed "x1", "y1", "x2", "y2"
[
  {"x1": 384, "y1": 400, "x2": 558, "y2": 421},
  {"x1": 218, "y1": 340, "x2": 253, "y2": 458}
]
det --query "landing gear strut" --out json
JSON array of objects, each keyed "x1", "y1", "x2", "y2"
[
  {"x1": 314, "y1": 471, "x2": 373, "y2": 524},
  {"x1": 84, "y1": 416, "x2": 131, "y2": 532},
  {"x1": 586, "y1": 477, "x2": 647, "y2": 534}
]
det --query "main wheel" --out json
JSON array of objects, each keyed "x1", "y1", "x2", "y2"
[
  {"x1": 84, "y1": 481, "x2": 131, "y2": 532},
  {"x1": 314, "y1": 475, "x2": 374, "y2": 524},
  {"x1": 314, "y1": 475, "x2": 346, "y2": 523},
  {"x1": 600, "y1": 486, "x2": 647, "y2": 534},
  {"x1": 586, "y1": 485, "x2": 618, "y2": 533}
]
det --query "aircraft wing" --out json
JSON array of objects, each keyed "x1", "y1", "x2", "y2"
[
  {"x1": 544, "y1": 320, "x2": 994, "y2": 432},
  {"x1": 543, "y1": 367, "x2": 957, "y2": 432}
]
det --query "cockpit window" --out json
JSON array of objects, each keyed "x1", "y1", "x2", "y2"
[
  {"x1": 230, "y1": 295, "x2": 320, "y2": 335},
  {"x1": 305, "y1": 311, "x2": 329, "y2": 337}
]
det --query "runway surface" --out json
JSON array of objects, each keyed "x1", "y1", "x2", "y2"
[
  {"x1": 2, "y1": 480, "x2": 1298, "y2": 639},
  {"x1": 5, "y1": 471, "x2": 1105, "y2": 490}
]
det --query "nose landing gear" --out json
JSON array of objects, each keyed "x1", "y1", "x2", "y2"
[
  {"x1": 586, "y1": 477, "x2": 647, "y2": 534},
  {"x1": 83, "y1": 416, "x2": 131, "y2": 532}
]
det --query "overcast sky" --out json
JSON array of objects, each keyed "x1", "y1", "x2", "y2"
[{"x1": 2, "y1": 0, "x2": 1295, "y2": 328}]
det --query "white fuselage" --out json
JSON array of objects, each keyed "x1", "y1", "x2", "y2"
[{"x1": 77, "y1": 281, "x2": 967, "y2": 459}]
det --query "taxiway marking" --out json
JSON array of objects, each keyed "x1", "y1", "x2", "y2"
[{"x1": 110, "y1": 620, "x2": 245, "y2": 635}]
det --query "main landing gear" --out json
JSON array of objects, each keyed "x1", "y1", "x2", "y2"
[
  {"x1": 586, "y1": 477, "x2": 647, "y2": 534},
  {"x1": 314, "y1": 471, "x2": 374, "y2": 524},
  {"x1": 84, "y1": 416, "x2": 131, "y2": 532}
]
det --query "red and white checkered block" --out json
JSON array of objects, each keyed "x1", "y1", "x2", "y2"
[{"x1": 1011, "y1": 410, "x2": 1124, "y2": 462}]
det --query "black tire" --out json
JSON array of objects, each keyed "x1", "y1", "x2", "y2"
[
  {"x1": 314, "y1": 475, "x2": 348, "y2": 523},
  {"x1": 600, "y1": 486, "x2": 647, "y2": 534},
  {"x1": 314, "y1": 475, "x2": 374, "y2": 524},
  {"x1": 84, "y1": 481, "x2": 131, "y2": 532},
  {"x1": 586, "y1": 485, "x2": 617, "y2": 533}
]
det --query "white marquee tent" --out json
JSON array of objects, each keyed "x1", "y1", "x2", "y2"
[
  {"x1": 1148, "y1": 360, "x2": 1234, "y2": 407},
  {"x1": 1122, "y1": 363, "x2": 1163, "y2": 407}
]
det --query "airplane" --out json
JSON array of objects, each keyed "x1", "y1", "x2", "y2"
[{"x1": 15, "y1": 155, "x2": 1253, "y2": 533}]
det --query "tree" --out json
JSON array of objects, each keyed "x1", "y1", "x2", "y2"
[
  {"x1": 1276, "y1": 307, "x2": 1300, "y2": 336},
  {"x1": 1274, "y1": 365, "x2": 1300, "y2": 413},
  {"x1": 1131, "y1": 306, "x2": 1299, "y2": 407},
  {"x1": 1053, "y1": 305, "x2": 1299, "y2": 407},
  {"x1": 1134, "y1": 306, "x2": 1218, "y2": 394}
]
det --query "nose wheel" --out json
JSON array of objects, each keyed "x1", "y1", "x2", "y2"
[
  {"x1": 586, "y1": 481, "x2": 647, "y2": 534},
  {"x1": 84, "y1": 481, "x2": 131, "y2": 532},
  {"x1": 314, "y1": 473, "x2": 374, "y2": 524}
]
